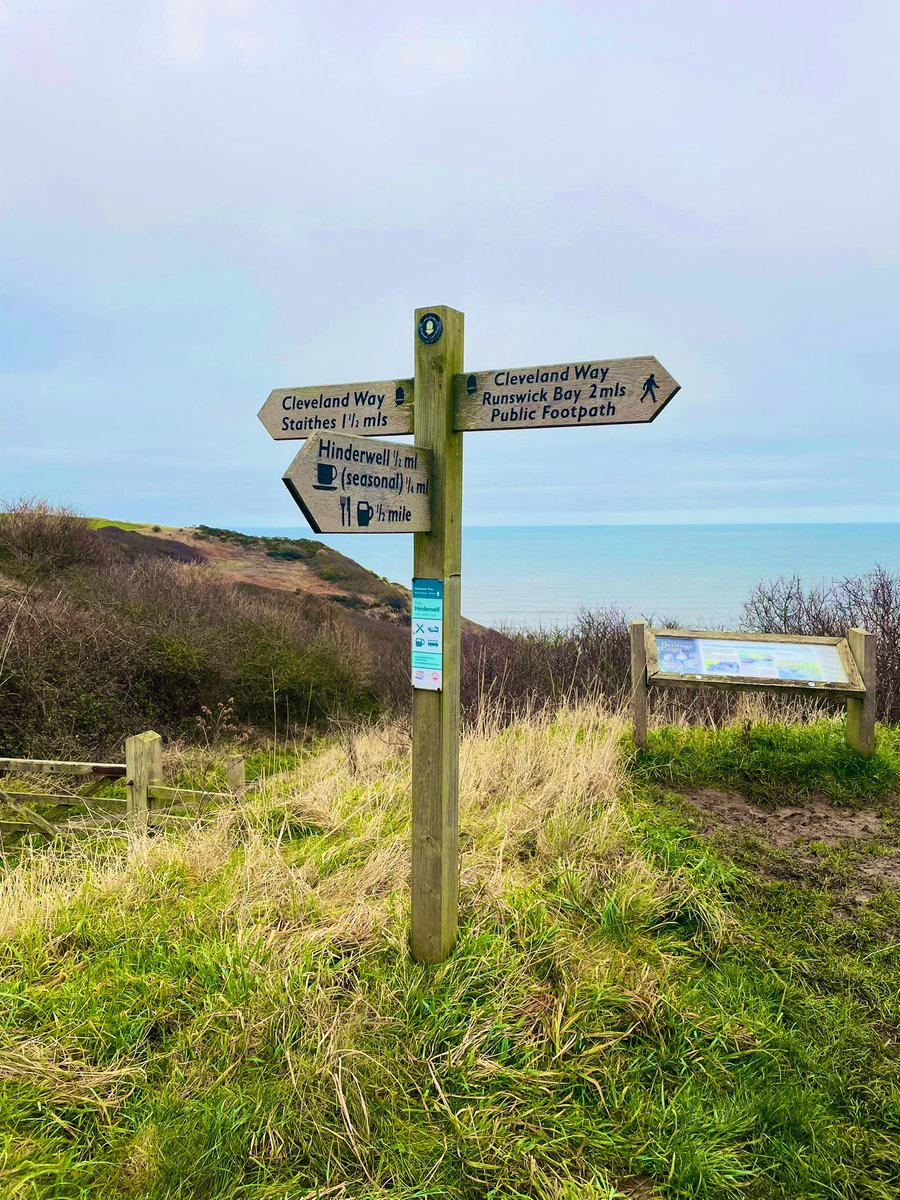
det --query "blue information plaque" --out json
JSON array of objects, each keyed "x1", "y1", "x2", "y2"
[{"x1": 412, "y1": 578, "x2": 443, "y2": 690}]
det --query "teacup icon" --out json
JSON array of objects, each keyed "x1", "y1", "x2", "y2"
[
  {"x1": 356, "y1": 501, "x2": 374, "y2": 527},
  {"x1": 315, "y1": 463, "x2": 337, "y2": 490}
]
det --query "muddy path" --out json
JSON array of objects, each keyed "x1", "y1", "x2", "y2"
[{"x1": 676, "y1": 786, "x2": 900, "y2": 911}]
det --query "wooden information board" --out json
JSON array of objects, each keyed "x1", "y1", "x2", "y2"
[
  {"x1": 647, "y1": 629, "x2": 863, "y2": 694},
  {"x1": 630, "y1": 623, "x2": 876, "y2": 756}
]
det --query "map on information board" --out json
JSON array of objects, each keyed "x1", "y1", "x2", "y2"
[{"x1": 653, "y1": 635, "x2": 850, "y2": 685}]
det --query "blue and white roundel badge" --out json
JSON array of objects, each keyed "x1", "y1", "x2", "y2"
[{"x1": 417, "y1": 313, "x2": 443, "y2": 344}]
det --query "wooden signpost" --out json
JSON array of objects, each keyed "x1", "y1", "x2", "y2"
[{"x1": 259, "y1": 306, "x2": 681, "y2": 961}]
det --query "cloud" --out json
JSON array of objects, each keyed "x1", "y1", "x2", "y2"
[{"x1": 0, "y1": 0, "x2": 897, "y2": 530}]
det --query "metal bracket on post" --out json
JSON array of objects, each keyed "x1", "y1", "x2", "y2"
[{"x1": 411, "y1": 305, "x2": 464, "y2": 963}]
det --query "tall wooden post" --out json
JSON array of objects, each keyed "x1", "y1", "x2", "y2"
[
  {"x1": 411, "y1": 305, "x2": 464, "y2": 962},
  {"x1": 125, "y1": 731, "x2": 163, "y2": 828},
  {"x1": 846, "y1": 627, "x2": 876, "y2": 756},
  {"x1": 630, "y1": 621, "x2": 649, "y2": 750}
]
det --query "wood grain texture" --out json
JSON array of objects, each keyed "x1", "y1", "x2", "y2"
[
  {"x1": 453, "y1": 356, "x2": 679, "y2": 432},
  {"x1": 630, "y1": 621, "x2": 649, "y2": 749},
  {"x1": 147, "y1": 813, "x2": 205, "y2": 829},
  {"x1": 259, "y1": 379, "x2": 414, "y2": 441},
  {"x1": 146, "y1": 785, "x2": 228, "y2": 806},
  {"x1": 411, "y1": 305, "x2": 464, "y2": 964},
  {"x1": 0, "y1": 789, "x2": 58, "y2": 835},
  {"x1": 846, "y1": 627, "x2": 877, "y2": 755},
  {"x1": 0, "y1": 792, "x2": 126, "y2": 809},
  {"x1": 0, "y1": 759, "x2": 125, "y2": 778},
  {"x1": 283, "y1": 432, "x2": 431, "y2": 534},
  {"x1": 125, "y1": 731, "x2": 163, "y2": 828}
]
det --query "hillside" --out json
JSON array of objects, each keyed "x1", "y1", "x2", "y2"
[
  {"x1": 90, "y1": 520, "x2": 411, "y2": 621},
  {"x1": 0, "y1": 503, "x2": 422, "y2": 758},
  {"x1": 1, "y1": 710, "x2": 899, "y2": 1198}
]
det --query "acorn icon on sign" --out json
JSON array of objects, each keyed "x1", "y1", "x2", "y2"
[
  {"x1": 395, "y1": 385, "x2": 405, "y2": 406},
  {"x1": 466, "y1": 375, "x2": 477, "y2": 396}
]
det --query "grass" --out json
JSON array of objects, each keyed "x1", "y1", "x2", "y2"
[
  {"x1": 85, "y1": 519, "x2": 168, "y2": 533},
  {"x1": 631, "y1": 716, "x2": 900, "y2": 805},
  {"x1": 0, "y1": 708, "x2": 899, "y2": 1198}
]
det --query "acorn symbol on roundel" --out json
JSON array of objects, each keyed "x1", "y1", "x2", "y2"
[
  {"x1": 466, "y1": 375, "x2": 477, "y2": 396},
  {"x1": 395, "y1": 385, "x2": 405, "y2": 406}
]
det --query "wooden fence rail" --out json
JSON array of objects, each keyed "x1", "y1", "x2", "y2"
[{"x1": 0, "y1": 731, "x2": 246, "y2": 841}]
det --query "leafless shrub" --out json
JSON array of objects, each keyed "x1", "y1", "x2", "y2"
[
  {"x1": 742, "y1": 566, "x2": 900, "y2": 723},
  {"x1": 0, "y1": 532, "x2": 384, "y2": 758},
  {"x1": 0, "y1": 498, "x2": 112, "y2": 579}
]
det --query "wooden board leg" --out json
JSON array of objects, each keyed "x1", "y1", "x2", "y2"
[
  {"x1": 630, "y1": 621, "x2": 649, "y2": 750},
  {"x1": 846, "y1": 628, "x2": 876, "y2": 756}
]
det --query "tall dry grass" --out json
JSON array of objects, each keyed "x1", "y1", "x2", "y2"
[{"x1": 0, "y1": 701, "x2": 634, "y2": 950}]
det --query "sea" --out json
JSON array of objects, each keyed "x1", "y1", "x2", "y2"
[{"x1": 241, "y1": 524, "x2": 900, "y2": 631}]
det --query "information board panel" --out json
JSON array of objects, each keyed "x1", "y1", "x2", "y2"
[
  {"x1": 655, "y1": 634, "x2": 849, "y2": 684},
  {"x1": 646, "y1": 629, "x2": 865, "y2": 695},
  {"x1": 412, "y1": 578, "x2": 443, "y2": 691}
]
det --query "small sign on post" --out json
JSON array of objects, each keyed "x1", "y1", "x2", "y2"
[{"x1": 412, "y1": 579, "x2": 444, "y2": 691}]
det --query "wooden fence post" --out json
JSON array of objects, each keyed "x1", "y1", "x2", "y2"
[
  {"x1": 225, "y1": 755, "x2": 246, "y2": 797},
  {"x1": 125, "y1": 731, "x2": 163, "y2": 828},
  {"x1": 411, "y1": 305, "x2": 464, "y2": 964},
  {"x1": 630, "y1": 620, "x2": 649, "y2": 750},
  {"x1": 846, "y1": 628, "x2": 876, "y2": 756}
]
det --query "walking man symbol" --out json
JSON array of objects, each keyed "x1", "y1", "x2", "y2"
[{"x1": 640, "y1": 374, "x2": 659, "y2": 403}]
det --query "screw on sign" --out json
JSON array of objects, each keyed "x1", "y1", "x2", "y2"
[{"x1": 259, "y1": 307, "x2": 681, "y2": 962}]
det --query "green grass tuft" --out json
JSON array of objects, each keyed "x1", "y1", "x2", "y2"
[{"x1": 630, "y1": 719, "x2": 900, "y2": 804}]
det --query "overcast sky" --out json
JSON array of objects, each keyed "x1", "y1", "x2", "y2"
[{"x1": 1, "y1": 0, "x2": 898, "y2": 528}]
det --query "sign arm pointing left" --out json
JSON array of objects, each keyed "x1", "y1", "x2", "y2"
[{"x1": 282, "y1": 432, "x2": 432, "y2": 534}]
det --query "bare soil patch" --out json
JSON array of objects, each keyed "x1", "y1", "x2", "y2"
[
  {"x1": 684, "y1": 788, "x2": 886, "y2": 848},
  {"x1": 678, "y1": 787, "x2": 900, "y2": 904}
]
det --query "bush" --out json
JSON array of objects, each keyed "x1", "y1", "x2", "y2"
[
  {"x1": 0, "y1": 509, "x2": 385, "y2": 757},
  {"x1": 742, "y1": 566, "x2": 900, "y2": 723},
  {"x1": 0, "y1": 497, "x2": 111, "y2": 579}
]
